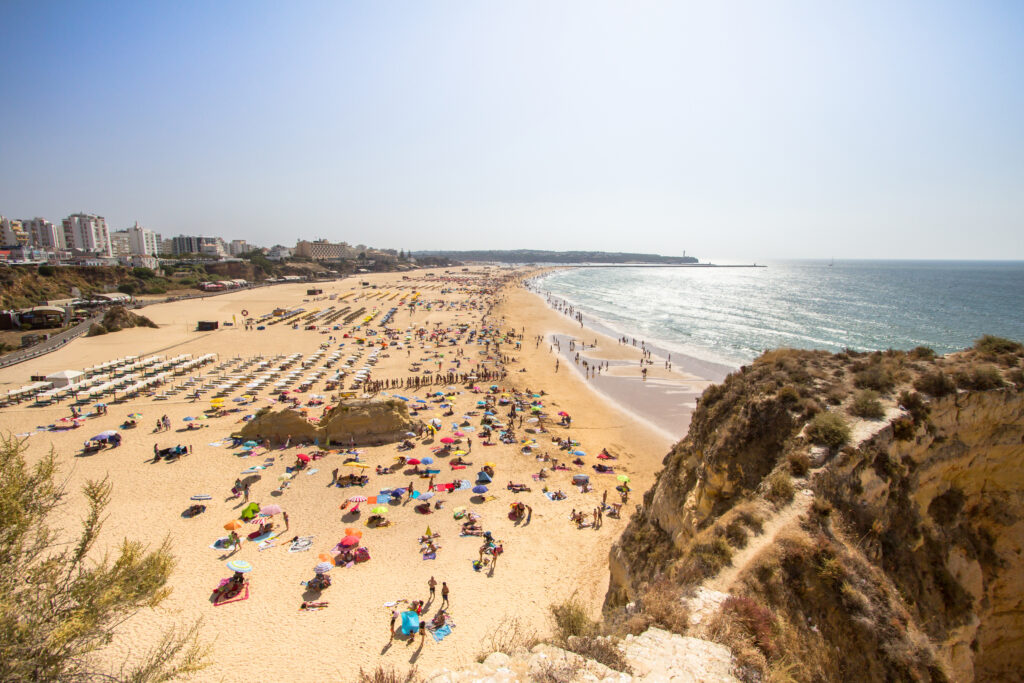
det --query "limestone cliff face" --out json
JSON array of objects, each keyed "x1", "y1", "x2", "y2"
[{"x1": 607, "y1": 345, "x2": 1024, "y2": 682}]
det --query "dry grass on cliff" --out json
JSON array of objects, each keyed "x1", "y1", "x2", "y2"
[{"x1": 355, "y1": 665, "x2": 420, "y2": 683}]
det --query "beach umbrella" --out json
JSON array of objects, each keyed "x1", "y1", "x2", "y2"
[
  {"x1": 349, "y1": 496, "x2": 367, "y2": 503},
  {"x1": 558, "y1": 411, "x2": 569, "y2": 417},
  {"x1": 344, "y1": 528, "x2": 363, "y2": 537},
  {"x1": 314, "y1": 562, "x2": 332, "y2": 574},
  {"x1": 371, "y1": 506, "x2": 388, "y2": 515},
  {"x1": 617, "y1": 475, "x2": 631, "y2": 483},
  {"x1": 462, "y1": 426, "x2": 476, "y2": 431},
  {"x1": 484, "y1": 411, "x2": 495, "y2": 416},
  {"x1": 183, "y1": 416, "x2": 195, "y2": 422},
  {"x1": 226, "y1": 559, "x2": 253, "y2": 573},
  {"x1": 418, "y1": 491, "x2": 434, "y2": 500},
  {"x1": 421, "y1": 457, "x2": 434, "y2": 465},
  {"x1": 296, "y1": 453, "x2": 310, "y2": 463},
  {"x1": 472, "y1": 485, "x2": 488, "y2": 494},
  {"x1": 91, "y1": 430, "x2": 118, "y2": 441},
  {"x1": 261, "y1": 504, "x2": 283, "y2": 516},
  {"x1": 573, "y1": 450, "x2": 586, "y2": 456},
  {"x1": 224, "y1": 520, "x2": 243, "y2": 531},
  {"x1": 231, "y1": 397, "x2": 247, "y2": 402},
  {"x1": 318, "y1": 552, "x2": 335, "y2": 563},
  {"x1": 440, "y1": 437, "x2": 454, "y2": 444},
  {"x1": 484, "y1": 462, "x2": 497, "y2": 468},
  {"x1": 406, "y1": 458, "x2": 421, "y2": 465},
  {"x1": 340, "y1": 535, "x2": 360, "y2": 547},
  {"x1": 128, "y1": 412, "x2": 142, "y2": 419},
  {"x1": 453, "y1": 450, "x2": 467, "y2": 456},
  {"x1": 278, "y1": 473, "x2": 293, "y2": 481},
  {"x1": 405, "y1": 431, "x2": 417, "y2": 437}
]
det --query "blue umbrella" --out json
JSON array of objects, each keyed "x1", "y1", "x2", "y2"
[
  {"x1": 394, "y1": 395, "x2": 410, "y2": 401},
  {"x1": 421, "y1": 457, "x2": 434, "y2": 465},
  {"x1": 472, "y1": 485, "x2": 488, "y2": 494},
  {"x1": 573, "y1": 450, "x2": 586, "y2": 456},
  {"x1": 183, "y1": 416, "x2": 195, "y2": 422},
  {"x1": 484, "y1": 411, "x2": 495, "y2": 416},
  {"x1": 414, "y1": 398, "x2": 427, "y2": 403},
  {"x1": 226, "y1": 559, "x2": 253, "y2": 573}
]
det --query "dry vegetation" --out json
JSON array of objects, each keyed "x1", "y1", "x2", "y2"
[{"x1": 604, "y1": 337, "x2": 1022, "y2": 682}]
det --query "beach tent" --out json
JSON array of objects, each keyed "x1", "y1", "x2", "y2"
[
  {"x1": 46, "y1": 369, "x2": 84, "y2": 388},
  {"x1": 476, "y1": 470, "x2": 492, "y2": 483},
  {"x1": 240, "y1": 503, "x2": 261, "y2": 520},
  {"x1": 401, "y1": 611, "x2": 420, "y2": 635}
]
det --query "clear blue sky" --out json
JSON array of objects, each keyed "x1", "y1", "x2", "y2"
[{"x1": 1, "y1": 1, "x2": 1022, "y2": 260}]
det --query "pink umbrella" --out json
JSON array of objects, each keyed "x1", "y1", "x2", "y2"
[
  {"x1": 341, "y1": 535, "x2": 360, "y2": 547},
  {"x1": 260, "y1": 504, "x2": 283, "y2": 516},
  {"x1": 348, "y1": 495, "x2": 367, "y2": 503},
  {"x1": 440, "y1": 437, "x2": 454, "y2": 444}
]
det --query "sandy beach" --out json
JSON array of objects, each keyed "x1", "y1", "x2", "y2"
[{"x1": 0, "y1": 267, "x2": 718, "y2": 681}]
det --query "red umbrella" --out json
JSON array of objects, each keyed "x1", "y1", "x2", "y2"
[
  {"x1": 406, "y1": 458, "x2": 421, "y2": 465},
  {"x1": 341, "y1": 535, "x2": 360, "y2": 547},
  {"x1": 558, "y1": 411, "x2": 569, "y2": 417},
  {"x1": 296, "y1": 453, "x2": 310, "y2": 462},
  {"x1": 440, "y1": 437, "x2": 454, "y2": 444}
]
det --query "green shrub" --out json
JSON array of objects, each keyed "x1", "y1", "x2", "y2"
[
  {"x1": 854, "y1": 365, "x2": 895, "y2": 392},
  {"x1": 550, "y1": 597, "x2": 597, "y2": 640},
  {"x1": 776, "y1": 385, "x2": 800, "y2": 406},
  {"x1": 974, "y1": 335, "x2": 1022, "y2": 355},
  {"x1": 957, "y1": 365, "x2": 1004, "y2": 390},
  {"x1": 117, "y1": 282, "x2": 137, "y2": 295},
  {"x1": 897, "y1": 390, "x2": 929, "y2": 423},
  {"x1": 805, "y1": 412, "x2": 850, "y2": 448},
  {"x1": 891, "y1": 416, "x2": 916, "y2": 441},
  {"x1": 1008, "y1": 368, "x2": 1024, "y2": 388},
  {"x1": 766, "y1": 470, "x2": 795, "y2": 505},
  {"x1": 132, "y1": 267, "x2": 156, "y2": 279},
  {"x1": 914, "y1": 370, "x2": 956, "y2": 397},
  {"x1": 37, "y1": 264, "x2": 55, "y2": 276},
  {"x1": 849, "y1": 389, "x2": 885, "y2": 419},
  {"x1": 908, "y1": 346, "x2": 936, "y2": 360}
]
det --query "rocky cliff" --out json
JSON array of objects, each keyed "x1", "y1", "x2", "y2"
[{"x1": 607, "y1": 339, "x2": 1024, "y2": 682}]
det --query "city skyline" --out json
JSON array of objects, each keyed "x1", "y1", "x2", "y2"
[{"x1": 1, "y1": 1, "x2": 1022, "y2": 261}]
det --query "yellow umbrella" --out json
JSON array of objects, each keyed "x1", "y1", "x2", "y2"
[{"x1": 484, "y1": 462, "x2": 497, "y2": 467}]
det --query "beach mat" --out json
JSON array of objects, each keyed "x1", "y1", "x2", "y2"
[
  {"x1": 430, "y1": 624, "x2": 453, "y2": 642},
  {"x1": 289, "y1": 536, "x2": 315, "y2": 552}
]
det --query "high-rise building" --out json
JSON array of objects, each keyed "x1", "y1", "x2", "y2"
[
  {"x1": 62, "y1": 213, "x2": 112, "y2": 256},
  {"x1": 127, "y1": 222, "x2": 160, "y2": 255},
  {"x1": 1, "y1": 217, "x2": 30, "y2": 247},
  {"x1": 109, "y1": 230, "x2": 131, "y2": 258},
  {"x1": 229, "y1": 239, "x2": 249, "y2": 256},
  {"x1": 171, "y1": 235, "x2": 223, "y2": 256},
  {"x1": 22, "y1": 217, "x2": 64, "y2": 249}
]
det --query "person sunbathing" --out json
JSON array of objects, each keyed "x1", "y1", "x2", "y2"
[
  {"x1": 300, "y1": 601, "x2": 329, "y2": 610},
  {"x1": 398, "y1": 440, "x2": 415, "y2": 451},
  {"x1": 594, "y1": 463, "x2": 614, "y2": 473},
  {"x1": 308, "y1": 573, "x2": 332, "y2": 591},
  {"x1": 507, "y1": 481, "x2": 531, "y2": 492},
  {"x1": 375, "y1": 465, "x2": 391, "y2": 475},
  {"x1": 418, "y1": 532, "x2": 441, "y2": 543},
  {"x1": 550, "y1": 490, "x2": 567, "y2": 500}
]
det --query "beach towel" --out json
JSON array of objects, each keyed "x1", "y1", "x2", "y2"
[
  {"x1": 289, "y1": 536, "x2": 314, "y2": 552},
  {"x1": 451, "y1": 464, "x2": 466, "y2": 470},
  {"x1": 422, "y1": 552, "x2": 436, "y2": 560},
  {"x1": 257, "y1": 539, "x2": 277, "y2": 551},
  {"x1": 426, "y1": 468, "x2": 440, "y2": 474},
  {"x1": 544, "y1": 492, "x2": 567, "y2": 502},
  {"x1": 208, "y1": 441, "x2": 224, "y2": 447},
  {"x1": 213, "y1": 582, "x2": 249, "y2": 606},
  {"x1": 305, "y1": 468, "x2": 319, "y2": 475},
  {"x1": 430, "y1": 624, "x2": 453, "y2": 642},
  {"x1": 190, "y1": 494, "x2": 212, "y2": 500}
]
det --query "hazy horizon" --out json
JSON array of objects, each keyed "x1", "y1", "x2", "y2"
[{"x1": 1, "y1": 1, "x2": 1022, "y2": 260}]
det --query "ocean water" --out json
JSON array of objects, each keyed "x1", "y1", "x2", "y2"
[{"x1": 534, "y1": 261, "x2": 1024, "y2": 368}]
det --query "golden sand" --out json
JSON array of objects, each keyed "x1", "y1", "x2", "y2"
[{"x1": 0, "y1": 268, "x2": 712, "y2": 681}]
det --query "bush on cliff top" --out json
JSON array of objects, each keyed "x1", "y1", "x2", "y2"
[{"x1": 805, "y1": 412, "x2": 851, "y2": 449}]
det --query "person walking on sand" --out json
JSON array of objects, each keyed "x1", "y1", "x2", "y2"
[
  {"x1": 441, "y1": 581, "x2": 449, "y2": 609},
  {"x1": 243, "y1": 482, "x2": 251, "y2": 503},
  {"x1": 602, "y1": 489, "x2": 608, "y2": 506},
  {"x1": 329, "y1": 468, "x2": 338, "y2": 487},
  {"x1": 390, "y1": 608, "x2": 398, "y2": 641},
  {"x1": 428, "y1": 576, "x2": 437, "y2": 601},
  {"x1": 282, "y1": 511, "x2": 290, "y2": 532}
]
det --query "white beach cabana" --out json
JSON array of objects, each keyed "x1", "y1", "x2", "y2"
[{"x1": 46, "y1": 369, "x2": 85, "y2": 388}]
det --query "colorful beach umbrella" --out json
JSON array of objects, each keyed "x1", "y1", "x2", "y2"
[
  {"x1": 226, "y1": 559, "x2": 252, "y2": 573},
  {"x1": 224, "y1": 520, "x2": 243, "y2": 531},
  {"x1": 349, "y1": 496, "x2": 367, "y2": 503},
  {"x1": 314, "y1": 562, "x2": 333, "y2": 574}
]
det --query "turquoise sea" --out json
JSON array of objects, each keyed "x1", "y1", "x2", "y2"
[{"x1": 533, "y1": 261, "x2": 1024, "y2": 368}]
